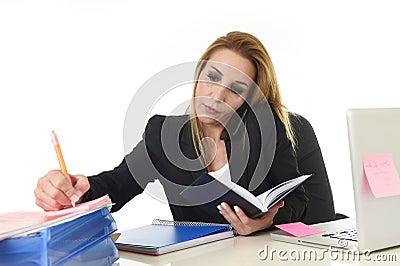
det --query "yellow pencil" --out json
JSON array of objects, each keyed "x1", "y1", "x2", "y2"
[{"x1": 51, "y1": 130, "x2": 75, "y2": 206}]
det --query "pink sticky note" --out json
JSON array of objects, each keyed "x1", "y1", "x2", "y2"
[
  {"x1": 275, "y1": 222, "x2": 323, "y2": 237},
  {"x1": 363, "y1": 153, "x2": 400, "y2": 198}
]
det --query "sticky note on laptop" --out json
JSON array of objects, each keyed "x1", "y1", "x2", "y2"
[
  {"x1": 363, "y1": 153, "x2": 400, "y2": 198},
  {"x1": 275, "y1": 222, "x2": 323, "y2": 237}
]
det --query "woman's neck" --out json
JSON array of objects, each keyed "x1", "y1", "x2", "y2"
[{"x1": 200, "y1": 122, "x2": 225, "y2": 141}]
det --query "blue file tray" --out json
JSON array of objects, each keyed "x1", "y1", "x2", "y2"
[
  {"x1": 60, "y1": 236, "x2": 118, "y2": 266},
  {"x1": 0, "y1": 207, "x2": 119, "y2": 266}
]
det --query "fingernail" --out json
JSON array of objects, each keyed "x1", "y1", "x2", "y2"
[
  {"x1": 70, "y1": 195, "x2": 79, "y2": 203},
  {"x1": 221, "y1": 202, "x2": 227, "y2": 209},
  {"x1": 217, "y1": 205, "x2": 222, "y2": 211},
  {"x1": 234, "y1": 206, "x2": 239, "y2": 213}
]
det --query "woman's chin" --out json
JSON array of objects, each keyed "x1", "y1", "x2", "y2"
[{"x1": 197, "y1": 116, "x2": 220, "y2": 125}]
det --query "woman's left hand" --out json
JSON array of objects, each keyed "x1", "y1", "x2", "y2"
[{"x1": 217, "y1": 200, "x2": 284, "y2": 235}]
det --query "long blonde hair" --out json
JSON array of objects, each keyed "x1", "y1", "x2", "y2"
[{"x1": 189, "y1": 31, "x2": 296, "y2": 162}]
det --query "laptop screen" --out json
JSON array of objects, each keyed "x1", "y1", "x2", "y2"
[{"x1": 347, "y1": 108, "x2": 400, "y2": 251}]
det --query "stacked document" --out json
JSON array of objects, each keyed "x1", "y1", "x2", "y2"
[{"x1": 0, "y1": 195, "x2": 119, "y2": 266}]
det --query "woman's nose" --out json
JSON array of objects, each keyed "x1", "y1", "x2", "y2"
[{"x1": 210, "y1": 83, "x2": 227, "y2": 102}]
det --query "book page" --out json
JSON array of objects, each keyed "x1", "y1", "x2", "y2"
[
  {"x1": 256, "y1": 175, "x2": 311, "y2": 211},
  {"x1": 230, "y1": 183, "x2": 264, "y2": 211},
  {"x1": 256, "y1": 187, "x2": 274, "y2": 211}
]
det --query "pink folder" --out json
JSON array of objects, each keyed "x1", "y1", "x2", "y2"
[{"x1": 0, "y1": 195, "x2": 111, "y2": 241}]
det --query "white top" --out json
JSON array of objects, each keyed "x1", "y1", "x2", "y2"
[{"x1": 208, "y1": 163, "x2": 233, "y2": 187}]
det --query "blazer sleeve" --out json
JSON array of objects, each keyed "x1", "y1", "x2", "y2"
[
  {"x1": 268, "y1": 113, "x2": 308, "y2": 225},
  {"x1": 82, "y1": 118, "x2": 163, "y2": 212}
]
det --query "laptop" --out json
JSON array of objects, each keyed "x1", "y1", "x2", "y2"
[{"x1": 271, "y1": 108, "x2": 400, "y2": 252}]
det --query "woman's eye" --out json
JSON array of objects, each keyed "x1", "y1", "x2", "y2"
[
  {"x1": 230, "y1": 85, "x2": 243, "y2": 95},
  {"x1": 207, "y1": 73, "x2": 219, "y2": 82}
]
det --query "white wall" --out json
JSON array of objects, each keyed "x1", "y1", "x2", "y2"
[{"x1": 1, "y1": 0, "x2": 399, "y2": 231}]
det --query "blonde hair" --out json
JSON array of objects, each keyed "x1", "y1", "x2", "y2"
[{"x1": 189, "y1": 31, "x2": 296, "y2": 162}]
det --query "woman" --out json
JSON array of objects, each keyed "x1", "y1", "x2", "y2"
[{"x1": 34, "y1": 31, "x2": 307, "y2": 235}]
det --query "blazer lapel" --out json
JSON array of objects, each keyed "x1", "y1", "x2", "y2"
[
  {"x1": 179, "y1": 112, "x2": 253, "y2": 189},
  {"x1": 179, "y1": 118, "x2": 207, "y2": 181},
  {"x1": 225, "y1": 136, "x2": 251, "y2": 190}
]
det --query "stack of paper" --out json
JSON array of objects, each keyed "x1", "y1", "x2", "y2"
[{"x1": 0, "y1": 195, "x2": 119, "y2": 265}]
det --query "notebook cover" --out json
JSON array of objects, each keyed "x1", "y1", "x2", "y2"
[{"x1": 115, "y1": 223, "x2": 233, "y2": 255}]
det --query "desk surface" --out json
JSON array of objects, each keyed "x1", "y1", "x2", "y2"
[{"x1": 116, "y1": 219, "x2": 400, "y2": 266}]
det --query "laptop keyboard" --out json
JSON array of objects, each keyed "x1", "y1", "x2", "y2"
[{"x1": 322, "y1": 228, "x2": 358, "y2": 242}]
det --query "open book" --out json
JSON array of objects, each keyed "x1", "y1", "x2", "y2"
[
  {"x1": 180, "y1": 173, "x2": 311, "y2": 218},
  {"x1": 114, "y1": 219, "x2": 235, "y2": 255}
]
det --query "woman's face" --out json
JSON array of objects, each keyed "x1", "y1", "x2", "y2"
[{"x1": 194, "y1": 48, "x2": 256, "y2": 126}]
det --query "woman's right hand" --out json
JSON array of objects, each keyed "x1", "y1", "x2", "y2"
[{"x1": 34, "y1": 170, "x2": 90, "y2": 211}]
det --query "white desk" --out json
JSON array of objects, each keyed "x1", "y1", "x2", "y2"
[{"x1": 115, "y1": 219, "x2": 400, "y2": 265}]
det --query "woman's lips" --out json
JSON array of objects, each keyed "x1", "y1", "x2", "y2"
[{"x1": 203, "y1": 104, "x2": 219, "y2": 115}]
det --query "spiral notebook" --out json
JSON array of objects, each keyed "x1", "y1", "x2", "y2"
[{"x1": 114, "y1": 219, "x2": 236, "y2": 255}]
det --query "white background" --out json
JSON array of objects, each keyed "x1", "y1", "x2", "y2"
[{"x1": 1, "y1": 0, "x2": 399, "y2": 231}]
